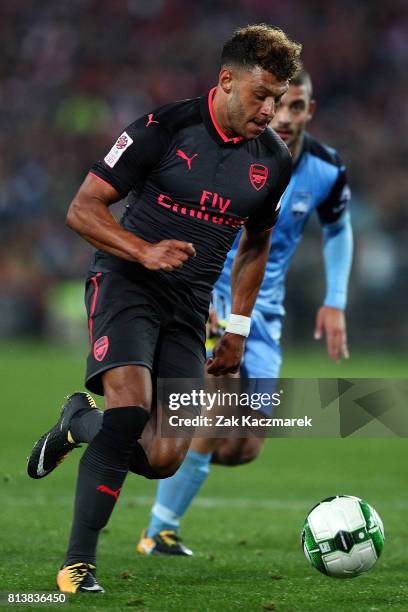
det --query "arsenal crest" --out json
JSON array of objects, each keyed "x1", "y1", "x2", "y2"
[
  {"x1": 94, "y1": 336, "x2": 109, "y2": 362},
  {"x1": 249, "y1": 164, "x2": 268, "y2": 190}
]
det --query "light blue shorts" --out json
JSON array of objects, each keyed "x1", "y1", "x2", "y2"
[{"x1": 209, "y1": 289, "x2": 283, "y2": 415}]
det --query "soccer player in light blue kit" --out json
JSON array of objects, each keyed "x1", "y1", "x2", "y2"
[{"x1": 136, "y1": 67, "x2": 353, "y2": 556}]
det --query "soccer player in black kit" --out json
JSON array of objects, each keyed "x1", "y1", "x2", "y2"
[{"x1": 27, "y1": 24, "x2": 301, "y2": 593}]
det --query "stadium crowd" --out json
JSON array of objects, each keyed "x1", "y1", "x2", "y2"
[{"x1": 1, "y1": 0, "x2": 406, "y2": 344}]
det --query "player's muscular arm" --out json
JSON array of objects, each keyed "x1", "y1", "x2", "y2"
[
  {"x1": 230, "y1": 227, "x2": 272, "y2": 316},
  {"x1": 66, "y1": 174, "x2": 195, "y2": 271},
  {"x1": 207, "y1": 228, "x2": 271, "y2": 375}
]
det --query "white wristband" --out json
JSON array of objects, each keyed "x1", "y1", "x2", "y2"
[{"x1": 225, "y1": 314, "x2": 251, "y2": 337}]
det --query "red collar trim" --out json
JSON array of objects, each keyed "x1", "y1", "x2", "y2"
[{"x1": 208, "y1": 87, "x2": 243, "y2": 144}]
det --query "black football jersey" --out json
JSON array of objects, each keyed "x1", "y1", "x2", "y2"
[{"x1": 89, "y1": 88, "x2": 291, "y2": 307}]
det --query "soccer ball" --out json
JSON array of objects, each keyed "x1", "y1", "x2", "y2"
[{"x1": 301, "y1": 495, "x2": 384, "y2": 578}]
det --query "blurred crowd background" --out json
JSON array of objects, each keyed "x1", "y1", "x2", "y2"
[{"x1": 1, "y1": 0, "x2": 407, "y2": 351}]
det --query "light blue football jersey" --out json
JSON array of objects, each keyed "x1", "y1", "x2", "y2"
[{"x1": 214, "y1": 133, "x2": 351, "y2": 316}]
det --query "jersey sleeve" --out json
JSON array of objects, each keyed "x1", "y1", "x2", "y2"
[
  {"x1": 245, "y1": 152, "x2": 292, "y2": 233},
  {"x1": 317, "y1": 155, "x2": 351, "y2": 225},
  {"x1": 89, "y1": 115, "x2": 171, "y2": 198}
]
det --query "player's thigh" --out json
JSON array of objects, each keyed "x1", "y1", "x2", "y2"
[
  {"x1": 102, "y1": 365, "x2": 153, "y2": 410},
  {"x1": 84, "y1": 270, "x2": 161, "y2": 405},
  {"x1": 142, "y1": 317, "x2": 207, "y2": 473}
]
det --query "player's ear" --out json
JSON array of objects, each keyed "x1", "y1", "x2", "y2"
[
  {"x1": 307, "y1": 98, "x2": 316, "y2": 121},
  {"x1": 219, "y1": 68, "x2": 233, "y2": 94}
]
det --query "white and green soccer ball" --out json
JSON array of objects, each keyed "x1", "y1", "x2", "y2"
[{"x1": 301, "y1": 495, "x2": 384, "y2": 578}]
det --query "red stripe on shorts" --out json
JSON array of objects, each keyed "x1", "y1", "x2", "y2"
[{"x1": 89, "y1": 272, "x2": 102, "y2": 346}]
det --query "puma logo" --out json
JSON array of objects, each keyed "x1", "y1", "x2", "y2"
[
  {"x1": 146, "y1": 113, "x2": 159, "y2": 127},
  {"x1": 176, "y1": 149, "x2": 198, "y2": 171},
  {"x1": 97, "y1": 485, "x2": 122, "y2": 501}
]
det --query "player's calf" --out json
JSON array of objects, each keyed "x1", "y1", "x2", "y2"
[
  {"x1": 144, "y1": 436, "x2": 191, "y2": 477},
  {"x1": 127, "y1": 409, "x2": 192, "y2": 478},
  {"x1": 63, "y1": 406, "x2": 150, "y2": 571},
  {"x1": 128, "y1": 442, "x2": 171, "y2": 479}
]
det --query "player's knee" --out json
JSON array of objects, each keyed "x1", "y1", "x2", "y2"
[
  {"x1": 214, "y1": 438, "x2": 263, "y2": 466},
  {"x1": 237, "y1": 441, "x2": 262, "y2": 465},
  {"x1": 214, "y1": 448, "x2": 255, "y2": 466},
  {"x1": 136, "y1": 466, "x2": 172, "y2": 480},
  {"x1": 147, "y1": 452, "x2": 183, "y2": 478},
  {"x1": 91, "y1": 406, "x2": 150, "y2": 453},
  {"x1": 105, "y1": 387, "x2": 151, "y2": 412},
  {"x1": 128, "y1": 453, "x2": 178, "y2": 479},
  {"x1": 109, "y1": 396, "x2": 151, "y2": 412},
  {"x1": 148, "y1": 461, "x2": 179, "y2": 478}
]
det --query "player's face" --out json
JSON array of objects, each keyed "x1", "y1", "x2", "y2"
[
  {"x1": 222, "y1": 66, "x2": 289, "y2": 140},
  {"x1": 271, "y1": 84, "x2": 315, "y2": 149}
]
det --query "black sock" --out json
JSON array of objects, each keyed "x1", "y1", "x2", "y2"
[
  {"x1": 69, "y1": 407, "x2": 159, "y2": 477},
  {"x1": 70, "y1": 409, "x2": 103, "y2": 443},
  {"x1": 70, "y1": 409, "x2": 161, "y2": 479},
  {"x1": 64, "y1": 406, "x2": 149, "y2": 566}
]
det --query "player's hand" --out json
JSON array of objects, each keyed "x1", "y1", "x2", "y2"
[
  {"x1": 314, "y1": 306, "x2": 349, "y2": 363},
  {"x1": 140, "y1": 240, "x2": 196, "y2": 271},
  {"x1": 206, "y1": 332, "x2": 245, "y2": 376}
]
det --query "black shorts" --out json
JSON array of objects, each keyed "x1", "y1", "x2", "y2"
[{"x1": 84, "y1": 268, "x2": 208, "y2": 396}]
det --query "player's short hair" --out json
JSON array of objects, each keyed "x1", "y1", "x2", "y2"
[
  {"x1": 221, "y1": 24, "x2": 302, "y2": 82},
  {"x1": 290, "y1": 64, "x2": 313, "y2": 98}
]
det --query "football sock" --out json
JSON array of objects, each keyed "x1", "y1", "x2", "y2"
[
  {"x1": 70, "y1": 409, "x2": 103, "y2": 443},
  {"x1": 65, "y1": 406, "x2": 149, "y2": 565},
  {"x1": 146, "y1": 449, "x2": 211, "y2": 537},
  {"x1": 69, "y1": 404, "x2": 163, "y2": 479}
]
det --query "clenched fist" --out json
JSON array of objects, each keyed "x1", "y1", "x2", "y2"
[{"x1": 140, "y1": 240, "x2": 196, "y2": 271}]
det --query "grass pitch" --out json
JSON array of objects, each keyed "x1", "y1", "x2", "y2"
[{"x1": 1, "y1": 342, "x2": 407, "y2": 611}]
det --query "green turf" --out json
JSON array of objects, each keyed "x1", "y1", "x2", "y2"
[{"x1": 1, "y1": 342, "x2": 407, "y2": 611}]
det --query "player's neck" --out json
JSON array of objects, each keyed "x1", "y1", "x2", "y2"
[
  {"x1": 290, "y1": 132, "x2": 305, "y2": 164},
  {"x1": 212, "y1": 88, "x2": 236, "y2": 138}
]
